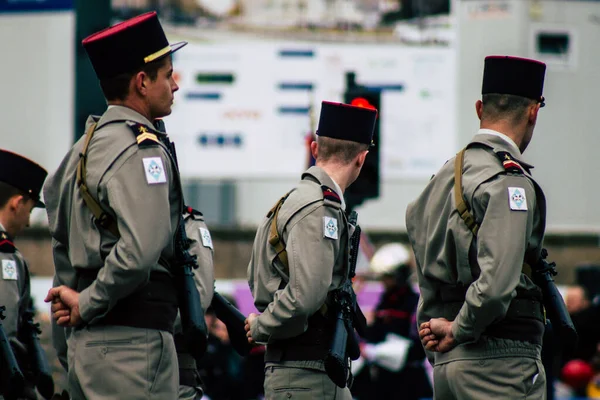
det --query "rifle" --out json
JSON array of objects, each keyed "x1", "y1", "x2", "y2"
[
  {"x1": 532, "y1": 249, "x2": 578, "y2": 349},
  {"x1": 210, "y1": 292, "x2": 253, "y2": 356},
  {"x1": 159, "y1": 136, "x2": 208, "y2": 362},
  {"x1": 0, "y1": 306, "x2": 25, "y2": 400},
  {"x1": 324, "y1": 211, "x2": 367, "y2": 388},
  {"x1": 20, "y1": 299, "x2": 54, "y2": 400}
]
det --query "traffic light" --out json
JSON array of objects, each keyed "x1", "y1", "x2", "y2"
[{"x1": 344, "y1": 85, "x2": 381, "y2": 212}]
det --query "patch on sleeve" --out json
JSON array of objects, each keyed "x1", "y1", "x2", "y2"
[
  {"x1": 2, "y1": 260, "x2": 17, "y2": 280},
  {"x1": 199, "y1": 227, "x2": 213, "y2": 249},
  {"x1": 142, "y1": 157, "x2": 167, "y2": 184},
  {"x1": 323, "y1": 216, "x2": 339, "y2": 239},
  {"x1": 508, "y1": 187, "x2": 528, "y2": 211}
]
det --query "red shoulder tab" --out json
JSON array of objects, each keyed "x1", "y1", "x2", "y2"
[
  {"x1": 495, "y1": 151, "x2": 525, "y2": 174},
  {"x1": 321, "y1": 185, "x2": 341, "y2": 204},
  {"x1": 0, "y1": 232, "x2": 16, "y2": 254},
  {"x1": 184, "y1": 205, "x2": 203, "y2": 218},
  {"x1": 126, "y1": 122, "x2": 161, "y2": 147}
]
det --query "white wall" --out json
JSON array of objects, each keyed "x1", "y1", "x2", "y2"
[
  {"x1": 455, "y1": 0, "x2": 600, "y2": 233},
  {"x1": 235, "y1": 0, "x2": 600, "y2": 234},
  {"x1": 0, "y1": 11, "x2": 74, "y2": 223},
  {"x1": 0, "y1": 12, "x2": 75, "y2": 184}
]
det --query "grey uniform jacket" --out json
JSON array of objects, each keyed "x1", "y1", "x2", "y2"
[
  {"x1": 44, "y1": 106, "x2": 182, "y2": 328},
  {"x1": 0, "y1": 230, "x2": 30, "y2": 343},
  {"x1": 247, "y1": 166, "x2": 349, "y2": 346},
  {"x1": 406, "y1": 133, "x2": 546, "y2": 365}
]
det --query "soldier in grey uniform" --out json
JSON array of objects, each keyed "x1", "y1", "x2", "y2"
[
  {"x1": 43, "y1": 12, "x2": 188, "y2": 400},
  {"x1": 406, "y1": 56, "x2": 549, "y2": 399},
  {"x1": 245, "y1": 101, "x2": 377, "y2": 399},
  {"x1": 0, "y1": 150, "x2": 49, "y2": 399},
  {"x1": 48, "y1": 205, "x2": 215, "y2": 400}
]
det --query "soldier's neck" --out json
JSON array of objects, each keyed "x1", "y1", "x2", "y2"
[
  {"x1": 318, "y1": 163, "x2": 352, "y2": 193},
  {"x1": 107, "y1": 99, "x2": 153, "y2": 122},
  {"x1": 480, "y1": 121, "x2": 525, "y2": 152}
]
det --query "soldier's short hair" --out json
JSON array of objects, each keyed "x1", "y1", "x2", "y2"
[
  {"x1": 317, "y1": 136, "x2": 368, "y2": 164},
  {"x1": 482, "y1": 94, "x2": 537, "y2": 124},
  {"x1": 0, "y1": 182, "x2": 26, "y2": 208},
  {"x1": 99, "y1": 56, "x2": 169, "y2": 101}
]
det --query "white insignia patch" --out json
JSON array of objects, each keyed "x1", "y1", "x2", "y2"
[
  {"x1": 508, "y1": 187, "x2": 528, "y2": 211},
  {"x1": 199, "y1": 227, "x2": 213, "y2": 249},
  {"x1": 142, "y1": 157, "x2": 167, "y2": 184},
  {"x1": 2, "y1": 260, "x2": 17, "y2": 280},
  {"x1": 323, "y1": 217, "x2": 339, "y2": 239}
]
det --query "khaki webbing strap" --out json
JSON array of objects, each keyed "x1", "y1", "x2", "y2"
[
  {"x1": 76, "y1": 123, "x2": 120, "y2": 237},
  {"x1": 454, "y1": 147, "x2": 533, "y2": 280},
  {"x1": 454, "y1": 148, "x2": 480, "y2": 236},
  {"x1": 267, "y1": 190, "x2": 328, "y2": 316},
  {"x1": 268, "y1": 192, "x2": 293, "y2": 272}
]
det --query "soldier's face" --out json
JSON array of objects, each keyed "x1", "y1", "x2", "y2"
[{"x1": 147, "y1": 57, "x2": 179, "y2": 119}]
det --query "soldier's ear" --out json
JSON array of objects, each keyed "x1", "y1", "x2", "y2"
[
  {"x1": 134, "y1": 71, "x2": 148, "y2": 96},
  {"x1": 7, "y1": 194, "x2": 24, "y2": 213},
  {"x1": 356, "y1": 150, "x2": 369, "y2": 168},
  {"x1": 528, "y1": 103, "x2": 541, "y2": 125},
  {"x1": 310, "y1": 140, "x2": 318, "y2": 160},
  {"x1": 475, "y1": 100, "x2": 483, "y2": 120}
]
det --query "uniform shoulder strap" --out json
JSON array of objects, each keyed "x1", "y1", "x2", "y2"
[
  {"x1": 321, "y1": 185, "x2": 342, "y2": 209},
  {"x1": 454, "y1": 148, "x2": 480, "y2": 236},
  {"x1": 494, "y1": 150, "x2": 526, "y2": 175},
  {"x1": 76, "y1": 122, "x2": 120, "y2": 237},
  {"x1": 126, "y1": 122, "x2": 161, "y2": 147},
  {"x1": 0, "y1": 231, "x2": 16, "y2": 254}
]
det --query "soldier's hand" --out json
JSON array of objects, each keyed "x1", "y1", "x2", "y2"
[
  {"x1": 45, "y1": 286, "x2": 83, "y2": 327},
  {"x1": 419, "y1": 321, "x2": 438, "y2": 349},
  {"x1": 424, "y1": 318, "x2": 457, "y2": 353},
  {"x1": 245, "y1": 313, "x2": 258, "y2": 345}
]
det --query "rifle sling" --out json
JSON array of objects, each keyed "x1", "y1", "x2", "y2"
[
  {"x1": 76, "y1": 122, "x2": 119, "y2": 237},
  {"x1": 454, "y1": 148, "x2": 479, "y2": 236},
  {"x1": 267, "y1": 191, "x2": 293, "y2": 274}
]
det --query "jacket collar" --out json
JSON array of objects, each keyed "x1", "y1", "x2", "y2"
[
  {"x1": 302, "y1": 166, "x2": 345, "y2": 207},
  {"x1": 84, "y1": 105, "x2": 156, "y2": 133},
  {"x1": 470, "y1": 132, "x2": 535, "y2": 171}
]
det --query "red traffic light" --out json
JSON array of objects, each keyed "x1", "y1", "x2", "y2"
[{"x1": 350, "y1": 97, "x2": 377, "y2": 110}]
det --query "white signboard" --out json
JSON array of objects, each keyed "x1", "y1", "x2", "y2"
[{"x1": 167, "y1": 40, "x2": 456, "y2": 179}]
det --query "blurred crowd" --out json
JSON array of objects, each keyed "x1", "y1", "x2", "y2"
[
  {"x1": 198, "y1": 251, "x2": 600, "y2": 400},
  {"x1": 551, "y1": 266, "x2": 600, "y2": 399}
]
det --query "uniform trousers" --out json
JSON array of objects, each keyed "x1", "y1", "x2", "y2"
[
  {"x1": 433, "y1": 356, "x2": 546, "y2": 400},
  {"x1": 67, "y1": 325, "x2": 178, "y2": 400},
  {"x1": 264, "y1": 363, "x2": 352, "y2": 400}
]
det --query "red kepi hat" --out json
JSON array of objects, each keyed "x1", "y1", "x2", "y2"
[{"x1": 82, "y1": 11, "x2": 187, "y2": 80}]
